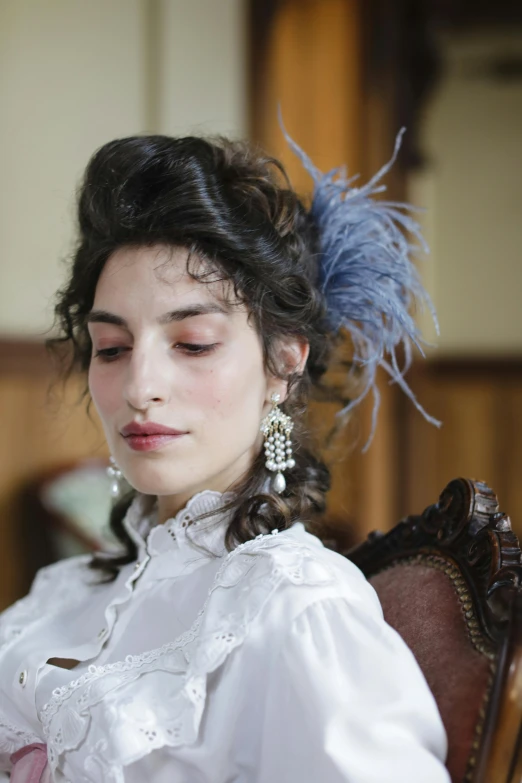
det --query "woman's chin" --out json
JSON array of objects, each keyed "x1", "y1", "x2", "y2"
[{"x1": 124, "y1": 470, "x2": 208, "y2": 500}]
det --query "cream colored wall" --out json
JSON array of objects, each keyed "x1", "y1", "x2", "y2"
[
  {"x1": 412, "y1": 29, "x2": 522, "y2": 355},
  {"x1": 158, "y1": 0, "x2": 246, "y2": 137},
  {"x1": 0, "y1": 0, "x2": 246, "y2": 336}
]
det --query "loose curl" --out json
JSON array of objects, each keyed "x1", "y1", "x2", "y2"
[{"x1": 47, "y1": 134, "x2": 334, "y2": 581}]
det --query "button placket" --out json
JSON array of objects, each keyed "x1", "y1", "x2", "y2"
[{"x1": 129, "y1": 554, "x2": 150, "y2": 590}]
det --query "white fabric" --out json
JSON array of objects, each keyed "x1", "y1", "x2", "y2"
[{"x1": 0, "y1": 490, "x2": 450, "y2": 783}]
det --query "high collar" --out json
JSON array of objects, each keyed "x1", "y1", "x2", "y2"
[{"x1": 122, "y1": 489, "x2": 235, "y2": 560}]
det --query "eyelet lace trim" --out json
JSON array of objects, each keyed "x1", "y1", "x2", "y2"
[
  {"x1": 123, "y1": 489, "x2": 234, "y2": 552},
  {"x1": 39, "y1": 530, "x2": 333, "y2": 778},
  {"x1": 0, "y1": 712, "x2": 41, "y2": 757}
]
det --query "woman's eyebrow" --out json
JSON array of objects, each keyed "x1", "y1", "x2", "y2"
[{"x1": 86, "y1": 303, "x2": 229, "y2": 327}]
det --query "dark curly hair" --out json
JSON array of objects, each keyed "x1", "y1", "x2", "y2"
[{"x1": 48, "y1": 134, "x2": 335, "y2": 581}]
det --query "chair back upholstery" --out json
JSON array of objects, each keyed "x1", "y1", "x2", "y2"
[{"x1": 347, "y1": 478, "x2": 522, "y2": 783}]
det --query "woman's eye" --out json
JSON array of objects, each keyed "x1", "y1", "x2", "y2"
[
  {"x1": 176, "y1": 343, "x2": 218, "y2": 355},
  {"x1": 93, "y1": 343, "x2": 218, "y2": 362},
  {"x1": 94, "y1": 347, "x2": 128, "y2": 362}
]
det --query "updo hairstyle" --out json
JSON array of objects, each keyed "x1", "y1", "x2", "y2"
[{"x1": 49, "y1": 134, "x2": 335, "y2": 580}]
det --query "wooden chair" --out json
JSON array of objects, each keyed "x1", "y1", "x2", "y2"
[{"x1": 347, "y1": 478, "x2": 522, "y2": 783}]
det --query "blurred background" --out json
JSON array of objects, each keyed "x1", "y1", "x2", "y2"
[{"x1": 0, "y1": 0, "x2": 521, "y2": 610}]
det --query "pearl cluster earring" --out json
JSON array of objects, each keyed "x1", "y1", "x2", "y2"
[
  {"x1": 107, "y1": 456, "x2": 123, "y2": 499},
  {"x1": 260, "y1": 392, "x2": 295, "y2": 494}
]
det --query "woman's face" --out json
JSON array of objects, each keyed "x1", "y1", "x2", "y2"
[{"x1": 87, "y1": 245, "x2": 285, "y2": 517}]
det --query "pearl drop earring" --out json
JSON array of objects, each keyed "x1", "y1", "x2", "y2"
[
  {"x1": 260, "y1": 392, "x2": 295, "y2": 494},
  {"x1": 107, "y1": 456, "x2": 123, "y2": 499}
]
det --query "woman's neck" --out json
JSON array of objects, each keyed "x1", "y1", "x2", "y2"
[
  {"x1": 155, "y1": 454, "x2": 255, "y2": 524},
  {"x1": 156, "y1": 489, "x2": 214, "y2": 524}
]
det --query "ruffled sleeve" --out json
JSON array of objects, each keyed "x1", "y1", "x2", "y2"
[
  {"x1": 256, "y1": 596, "x2": 450, "y2": 783},
  {"x1": 0, "y1": 556, "x2": 92, "y2": 776},
  {"x1": 0, "y1": 555, "x2": 91, "y2": 652}
]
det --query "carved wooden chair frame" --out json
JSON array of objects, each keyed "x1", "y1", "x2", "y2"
[{"x1": 347, "y1": 478, "x2": 522, "y2": 783}]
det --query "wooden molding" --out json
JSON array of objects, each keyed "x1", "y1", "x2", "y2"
[
  {"x1": 0, "y1": 339, "x2": 52, "y2": 375},
  {"x1": 414, "y1": 358, "x2": 522, "y2": 378}
]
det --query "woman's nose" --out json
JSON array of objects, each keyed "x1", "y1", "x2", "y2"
[{"x1": 123, "y1": 350, "x2": 170, "y2": 411}]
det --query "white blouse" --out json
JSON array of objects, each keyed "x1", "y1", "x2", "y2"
[{"x1": 0, "y1": 490, "x2": 450, "y2": 783}]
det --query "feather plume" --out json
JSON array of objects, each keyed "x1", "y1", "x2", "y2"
[{"x1": 282, "y1": 123, "x2": 441, "y2": 449}]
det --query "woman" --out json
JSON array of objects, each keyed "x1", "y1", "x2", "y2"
[{"x1": 0, "y1": 132, "x2": 449, "y2": 782}]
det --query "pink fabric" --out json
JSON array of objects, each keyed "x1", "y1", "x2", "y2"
[{"x1": 9, "y1": 744, "x2": 50, "y2": 783}]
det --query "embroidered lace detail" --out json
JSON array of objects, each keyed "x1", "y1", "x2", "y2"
[
  {"x1": 0, "y1": 711, "x2": 41, "y2": 756},
  {"x1": 40, "y1": 530, "x2": 333, "y2": 778},
  {"x1": 123, "y1": 489, "x2": 234, "y2": 553},
  {"x1": 163, "y1": 489, "x2": 234, "y2": 530}
]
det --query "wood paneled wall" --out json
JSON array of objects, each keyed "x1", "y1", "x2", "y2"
[
  {"x1": 249, "y1": 0, "x2": 403, "y2": 535},
  {"x1": 250, "y1": 0, "x2": 363, "y2": 189},
  {"x1": 0, "y1": 341, "x2": 107, "y2": 610},
  {"x1": 248, "y1": 0, "x2": 522, "y2": 544},
  {"x1": 398, "y1": 361, "x2": 522, "y2": 538}
]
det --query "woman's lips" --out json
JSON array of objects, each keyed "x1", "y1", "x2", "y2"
[{"x1": 123, "y1": 433, "x2": 186, "y2": 452}]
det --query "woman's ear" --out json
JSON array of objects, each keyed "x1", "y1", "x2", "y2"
[
  {"x1": 281, "y1": 337, "x2": 309, "y2": 376},
  {"x1": 269, "y1": 337, "x2": 310, "y2": 403}
]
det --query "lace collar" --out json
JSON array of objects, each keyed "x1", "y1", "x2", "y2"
[{"x1": 122, "y1": 489, "x2": 235, "y2": 559}]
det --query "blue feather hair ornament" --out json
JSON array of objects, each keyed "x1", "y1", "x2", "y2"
[{"x1": 282, "y1": 124, "x2": 441, "y2": 451}]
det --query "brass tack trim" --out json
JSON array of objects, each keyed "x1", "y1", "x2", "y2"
[
  {"x1": 372, "y1": 553, "x2": 496, "y2": 659},
  {"x1": 371, "y1": 552, "x2": 500, "y2": 782}
]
